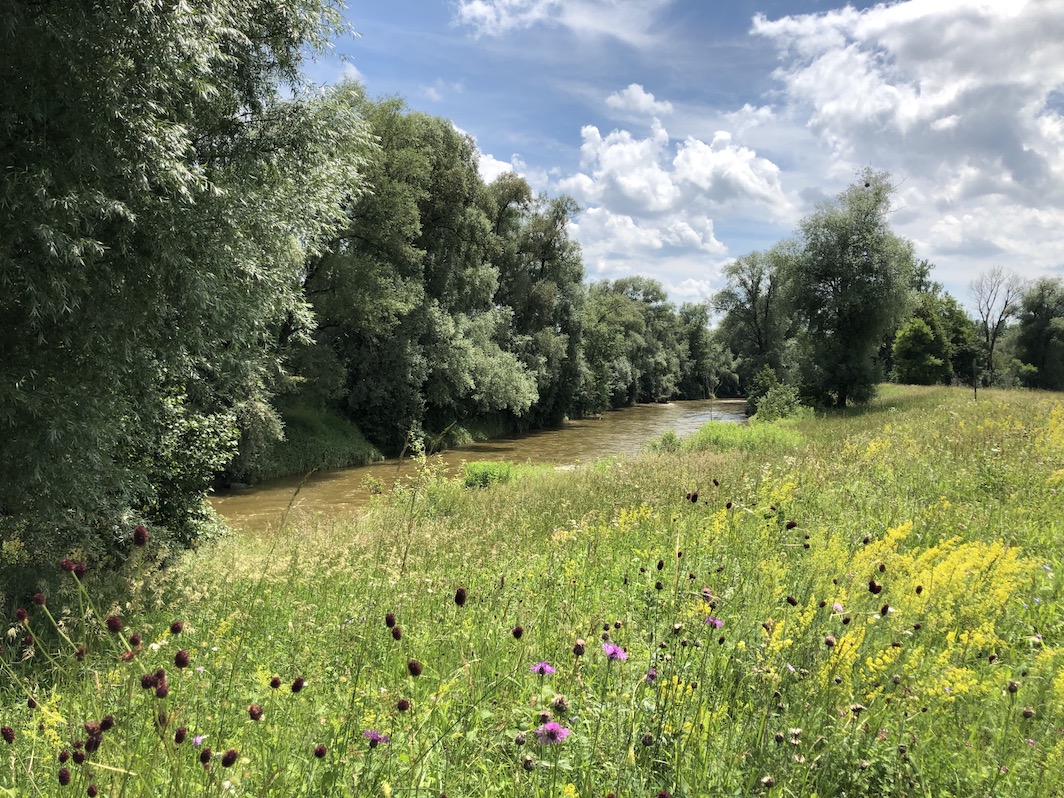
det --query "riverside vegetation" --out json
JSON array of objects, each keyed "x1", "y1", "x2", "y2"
[{"x1": 2, "y1": 384, "x2": 1063, "y2": 796}]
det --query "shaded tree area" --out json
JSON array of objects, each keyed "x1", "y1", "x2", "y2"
[
  {"x1": 1, "y1": 0, "x2": 370, "y2": 596},
  {"x1": 1014, "y1": 277, "x2": 1064, "y2": 391}
]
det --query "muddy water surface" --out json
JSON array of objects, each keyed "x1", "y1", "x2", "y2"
[{"x1": 210, "y1": 399, "x2": 746, "y2": 533}]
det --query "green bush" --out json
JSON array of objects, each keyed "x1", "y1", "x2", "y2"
[
  {"x1": 645, "y1": 429, "x2": 682, "y2": 453},
  {"x1": 683, "y1": 419, "x2": 803, "y2": 452},
  {"x1": 751, "y1": 382, "x2": 809, "y2": 422},
  {"x1": 462, "y1": 460, "x2": 515, "y2": 488}
]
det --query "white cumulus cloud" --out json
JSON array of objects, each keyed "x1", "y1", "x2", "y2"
[
  {"x1": 749, "y1": 0, "x2": 1064, "y2": 290},
  {"x1": 606, "y1": 84, "x2": 674, "y2": 116}
]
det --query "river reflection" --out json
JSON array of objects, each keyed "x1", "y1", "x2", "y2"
[{"x1": 210, "y1": 399, "x2": 746, "y2": 533}]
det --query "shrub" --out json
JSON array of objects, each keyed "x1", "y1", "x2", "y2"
[
  {"x1": 751, "y1": 383, "x2": 808, "y2": 422},
  {"x1": 462, "y1": 461, "x2": 515, "y2": 488}
]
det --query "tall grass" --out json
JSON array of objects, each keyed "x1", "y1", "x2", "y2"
[{"x1": 3, "y1": 385, "x2": 1063, "y2": 796}]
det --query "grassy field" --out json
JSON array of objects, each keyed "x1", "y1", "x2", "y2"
[{"x1": 3, "y1": 385, "x2": 1063, "y2": 797}]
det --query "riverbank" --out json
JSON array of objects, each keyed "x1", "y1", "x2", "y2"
[
  {"x1": 6, "y1": 385, "x2": 1062, "y2": 796},
  {"x1": 210, "y1": 398, "x2": 747, "y2": 533}
]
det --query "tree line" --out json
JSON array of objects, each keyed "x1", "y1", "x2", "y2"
[
  {"x1": 712, "y1": 171, "x2": 1064, "y2": 408},
  {"x1": 260, "y1": 90, "x2": 730, "y2": 467}
]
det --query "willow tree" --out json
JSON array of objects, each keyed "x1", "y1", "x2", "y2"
[
  {"x1": 0, "y1": 0, "x2": 368, "y2": 593},
  {"x1": 787, "y1": 169, "x2": 915, "y2": 407}
]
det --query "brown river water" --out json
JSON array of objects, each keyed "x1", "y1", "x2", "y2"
[{"x1": 210, "y1": 398, "x2": 746, "y2": 534}]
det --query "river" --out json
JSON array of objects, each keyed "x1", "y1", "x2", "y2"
[{"x1": 209, "y1": 398, "x2": 746, "y2": 533}]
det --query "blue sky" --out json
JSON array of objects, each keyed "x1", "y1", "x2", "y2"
[{"x1": 307, "y1": 0, "x2": 1064, "y2": 307}]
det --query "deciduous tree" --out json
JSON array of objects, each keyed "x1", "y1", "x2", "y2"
[
  {"x1": 787, "y1": 169, "x2": 915, "y2": 407},
  {"x1": 0, "y1": 0, "x2": 367, "y2": 592}
]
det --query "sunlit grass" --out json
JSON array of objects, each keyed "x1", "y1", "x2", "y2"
[{"x1": 3, "y1": 385, "x2": 1063, "y2": 796}]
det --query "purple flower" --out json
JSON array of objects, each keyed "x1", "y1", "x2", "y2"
[
  {"x1": 704, "y1": 617, "x2": 724, "y2": 629},
  {"x1": 364, "y1": 729, "x2": 390, "y2": 748},
  {"x1": 535, "y1": 721, "x2": 571, "y2": 745},
  {"x1": 531, "y1": 661, "x2": 555, "y2": 676},
  {"x1": 602, "y1": 642, "x2": 628, "y2": 661},
  {"x1": 192, "y1": 735, "x2": 205, "y2": 748},
  {"x1": 645, "y1": 668, "x2": 658, "y2": 683}
]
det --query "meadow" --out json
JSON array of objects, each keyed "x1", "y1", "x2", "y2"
[{"x1": 2, "y1": 385, "x2": 1062, "y2": 797}]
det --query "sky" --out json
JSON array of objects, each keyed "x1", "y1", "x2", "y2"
[{"x1": 305, "y1": 0, "x2": 1064, "y2": 308}]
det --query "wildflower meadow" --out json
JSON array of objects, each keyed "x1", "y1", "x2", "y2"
[{"x1": 2, "y1": 385, "x2": 1063, "y2": 797}]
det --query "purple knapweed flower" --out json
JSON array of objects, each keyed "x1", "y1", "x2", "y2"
[
  {"x1": 192, "y1": 735, "x2": 206, "y2": 748},
  {"x1": 535, "y1": 721, "x2": 571, "y2": 745},
  {"x1": 645, "y1": 668, "x2": 658, "y2": 683},
  {"x1": 364, "y1": 729, "x2": 390, "y2": 748},
  {"x1": 602, "y1": 642, "x2": 628, "y2": 661},
  {"x1": 704, "y1": 617, "x2": 724, "y2": 629},
  {"x1": 531, "y1": 661, "x2": 555, "y2": 676}
]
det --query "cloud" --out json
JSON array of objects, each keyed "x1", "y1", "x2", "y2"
[
  {"x1": 341, "y1": 62, "x2": 365, "y2": 84},
  {"x1": 606, "y1": 84, "x2": 674, "y2": 116},
  {"x1": 453, "y1": 0, "x2": 673, "y2": 47},
  {"x1": 747, "y1": 0, "x2": 1064, "y2": 291},
  {"x1": 420, "y1": 79, "x2": 464, "y2": 103},
  {"x1": 559, "y1": 117, "x2": 790, "y2": 219},
  {"x1": 478, "y1": 152, "x2": 519, "y2": 183},
  {"x1": 553, "y1": 109, "x2": 790, "y2": 301}
]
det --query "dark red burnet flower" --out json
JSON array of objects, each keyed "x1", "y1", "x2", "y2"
[
  {"x1": 57, "y1": 767, "x2": 72, "y2": 786},
  {"x1": 248, "y1": 704, "x2": 264, "y2": 721},
  {"x1": 60, "y1": 559, "x2": 75, "y2": 573},
  {"x1": 87, "y1": 785, "x2": 98, "y2": 797},
  {"x1": 32, "y1": 593, "x2": 46, "y2": 606},
  {"x1": 133, "y1": 525, "x2": 149, "y2": 547},
  {"x1": 391, "y1": 626, "x2": 402, "y2": 641},
  {"x1": 174, "y1": 649, "x2": 190, "y2": 669},
  {"x1": 407, "y1": 659, "x2": 423, "y2": 677},
  {"x1": 100, "y1": 716, "x2": 114, "y2": 732},
  {"x1": 199, "y1": 747, "x2": 212, "y2": 766},
  {"x1": 454, "y1": 587, "x2": 467, "y2": 607},
  {"x1": 291, "y1": 677, "x2": 305, "y2": 693},
  {"x1": 396, "y1": 698, "x2": 411, "y2": 712},
  {"x1": 174, "y1": 727, "x2": 187, "y2": 745},
  {"x1": 314, "y1": 744, "x2": 327, "y2": 758},
  {"x1": 1, "y1": 726, "x2": 14, "y2": 744},
  {"x1": 169, "y1": 620, "x2": 184, "y2": 635},
  {"x1": 270, "y1": 675, "x2": 282, "y2": 689},
  {"x1": 385, "y1": 612, "x2": 396, "y2": 628},
  {"x1": 221, "y1": 748, "x2": 238, "y2": 768},
  {"x1": 105, "y1": 615, "x2": 123, "y2": 634},
  {"x1": 512, "y1": 625, "x2": 524, "y2": 639},
  {"x1": 15, "y1": 607, "x2": 28, "y2": 623},
  {"x1": 73, "y1": 562, "x2": 88, "y2": 580}
]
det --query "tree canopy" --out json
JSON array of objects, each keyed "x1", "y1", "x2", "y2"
[{"x1": 1, "y1": 0, "x2": 369, "y2": 592}]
